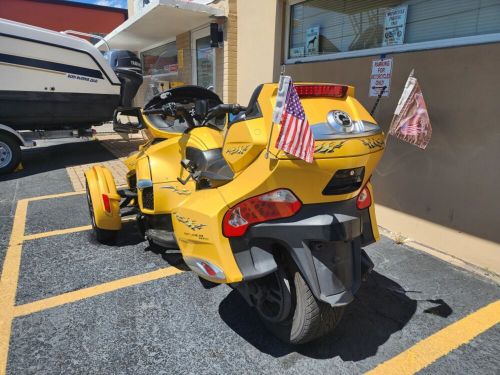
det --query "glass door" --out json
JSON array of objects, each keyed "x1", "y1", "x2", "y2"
[{"x1": 191, "y1": 27, "x2": 215, "y2": 90}]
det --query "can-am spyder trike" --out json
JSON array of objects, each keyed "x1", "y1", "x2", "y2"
[{"x1": 85, "y1": 83, "x2": 385, "y2": 344}]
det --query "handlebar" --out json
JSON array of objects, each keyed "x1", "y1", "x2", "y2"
[{"x1": 143, "y1": 102, "x2": 247, "y2": 128}]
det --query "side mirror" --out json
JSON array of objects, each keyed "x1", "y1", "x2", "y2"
[
  {"x1": 113, "y1": 107, "x2": 144, "y2": 134},
  {"x1": 195, "y1": 99, "x2": 209, "y2": 118}
]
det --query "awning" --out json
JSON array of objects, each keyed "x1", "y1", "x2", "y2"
[{"x1": 102, "y1": 0, "x2": 225, "y2": 51}]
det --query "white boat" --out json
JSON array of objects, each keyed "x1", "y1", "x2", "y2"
[{"x1": 0, "y1": 18, "x2": 142, "y2": 131}]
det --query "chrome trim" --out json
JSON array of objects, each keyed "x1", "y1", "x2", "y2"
[{"x1": 311, "y1": 121, "x2": 382, "y2": 140}]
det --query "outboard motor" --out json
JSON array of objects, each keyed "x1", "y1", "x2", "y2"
[{"x1": 104, "y1": 50, "x2": 143, "y2": 107}]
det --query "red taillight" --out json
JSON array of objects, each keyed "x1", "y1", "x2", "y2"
[
  {"x1": 295, "y1": 84, "x2": 347, "y2": 98},
  {"x1": 102, "y1": 194, "x2": 111, "y2": 213},
  {"x1": 356, "y1": 186, "x2": 372, "y2": 210},
  {"x1": 223, "y1": 189, "x2": 302, "y2": 237}
]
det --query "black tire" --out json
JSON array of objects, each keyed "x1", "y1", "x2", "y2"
[
  {"x1": 85, "y1": 181, "x2": 118, "y2": 244},
  {"x1": 289, "y1": 271, "x2": 344, "y2": 344},
  {"x1": 261, "y1": 269, "x2": 344, "y2": 344},
  {"x1": 0, "y1": 133, "x2": 21, "y2": 174}
]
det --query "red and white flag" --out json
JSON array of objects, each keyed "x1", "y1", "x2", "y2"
[
  {"x1": 389, "y1": 72, "x2": 432, "y2": 149},
  {"x1": 275, "y1": 82, "x2": 315, "y2": 163}
]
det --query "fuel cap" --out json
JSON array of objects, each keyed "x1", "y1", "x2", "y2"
[{"x1": 327, "y1": 110, "x2": 352, "y2": 127}]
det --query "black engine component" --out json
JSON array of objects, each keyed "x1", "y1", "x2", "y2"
[{"x1": 103, "y1": 50, "x2": 143, "y2": 107}]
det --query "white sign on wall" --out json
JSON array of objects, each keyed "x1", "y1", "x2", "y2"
[
  {"x1": 306, "y1": 26, "x2": 320, "y2": 56},
  {"x1": 383, "y1": 5, "x2": 408, "y2": 46},
  {"x1": 369, "y1": 58, "x2": 393, "y2": 97}
]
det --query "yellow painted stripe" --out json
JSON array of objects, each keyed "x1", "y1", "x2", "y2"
[
  {"x1": 23, "y1": 218, "x2": 135, "y2": 242},
  {"x1": 23, "y1": 225, "x2": 92, "y2": 241},
  {"x1": 0, "y1": 199, "x2": 28, "y2": 375},
  {"x1": 365, "y1": 299, "x2": 500, "y2": 375},
  {"x1": 26, "y1": 191, "x2": 85, "y2": 202},
  {"x1": 14, "y1": 267, "x2": 184, "y2": 317}
]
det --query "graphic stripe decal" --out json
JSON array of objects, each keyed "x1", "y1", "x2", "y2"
[{"x1": 0, "y1": 52, "x2": 104, "y2": 79}]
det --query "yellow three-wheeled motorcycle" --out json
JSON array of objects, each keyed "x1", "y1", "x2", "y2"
[{"x1": 85, "y1": 83, "x2": 385, "y2": 344}]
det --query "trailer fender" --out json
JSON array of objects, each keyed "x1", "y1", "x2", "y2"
[
  {"x1": 0, "y1": 124, "x2": 31, "y2": 147},
  {"x1": 84, "y1": 165, "x2": 122, "y2": 231}
]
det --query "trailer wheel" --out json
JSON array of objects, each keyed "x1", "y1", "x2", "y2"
[{"x1": 0, "y1": 133, "x2": 21, "y2": 174}]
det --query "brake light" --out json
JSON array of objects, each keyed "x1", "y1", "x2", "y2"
[
  {"x1": 102, "y1": 194, "x2": 111, "y2": 213},
  {"x1": 295, "y1": 85, "x2": 347, "y2": 98},
  {"x1": 356, "y1": 186, "x2": 372, "y2": 210},
  {"x1": 223, "y1": 189, "x2": 302, "y2": 237}
]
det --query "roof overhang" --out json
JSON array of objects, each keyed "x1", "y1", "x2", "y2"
[{"x1": 102, "y1": 0, "x2": 225, "y2": 51}]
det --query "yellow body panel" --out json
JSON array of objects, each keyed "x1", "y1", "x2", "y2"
[
  {"x1": 84, "y1": 166, "x2": 121, "y2": 230},
  {"x1": 222, "y1": 119, "x2": 267, "y2": 173},
  {"x1": 172, "y1": 189, "x2": 243, "y2": 283}
]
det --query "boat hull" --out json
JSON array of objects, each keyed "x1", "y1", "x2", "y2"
[{"x1": 0, "y1": 90, "x2": 120, "y2": 130}]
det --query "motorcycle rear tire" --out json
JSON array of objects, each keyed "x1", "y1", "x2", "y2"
[{"x1": 264, "y1": 270, "x2": 344, "y2": 345}]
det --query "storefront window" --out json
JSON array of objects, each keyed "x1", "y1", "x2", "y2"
[
  {"x1": 195, "y1": 35, "x2": 214, "y2": 89},
  {"x1": 141, "y1": 42, "x2": 178, "y2": 76},
  {"x1": 288, "y1": 0, "x2": 500, "y2": 59}
]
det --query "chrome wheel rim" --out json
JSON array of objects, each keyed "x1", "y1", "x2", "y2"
[{"x1": 0, "y1": 141, "x2": 13, "y2": 169}]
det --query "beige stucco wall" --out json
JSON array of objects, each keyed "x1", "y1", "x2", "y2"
[
  {"x1": 236, "y1": 0, "x2": 283, "y2": 104},
  {"x1": 285, "y1": 43, "x2": 500, "y2": 274}
]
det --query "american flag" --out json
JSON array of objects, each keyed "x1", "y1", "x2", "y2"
[
  {"x1": 389, "y1": 74, "x2": 432, "y2": 149},
  {"x1": 275, "y1": 83, "x2": 315, "y2": 163}
]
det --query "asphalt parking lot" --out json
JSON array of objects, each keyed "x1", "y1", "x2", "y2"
[{"x1": 0, "y1": 140, "x2": 499, "y2": 375}]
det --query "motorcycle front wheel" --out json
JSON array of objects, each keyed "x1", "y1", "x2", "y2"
[{"x1": 251, "y1": 265, "x2": 344, "y2": 345}]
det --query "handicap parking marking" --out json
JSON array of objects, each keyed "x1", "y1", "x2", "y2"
[{"x1": 365, "y1": 299, "x2": 500, "y2": 375}]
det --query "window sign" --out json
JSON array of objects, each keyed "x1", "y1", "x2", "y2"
[
  {"x1": 383, "y1": 5, "x2": 408, "y2": 46},
  {"x1": 306, "y1": 26, "x2": 320, "y2": 56},
  {"x1": 369, "y1": 58, "x2": 392, "y2": 97},
  {"x1": 290, "y1": 47, "x2": 305, "y2": 58},
  {"x1": 141, "y1": 42, "x2": 177, "y2": 76}
]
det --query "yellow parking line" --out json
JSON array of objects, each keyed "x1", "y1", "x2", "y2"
[
  {"x1": 365, "y1": 299, "x2": 500, "y2": 375},
  {"x1": 0, "y1": 199, "x2": 28, "y2": 375},
  {"x1": 23, "y1": 217, "x2": 135, "y2": 242},
  {"x1": 26, "y1": 191, "x2": 85, "y2": 202},
  {"x1": 14, "y1": 267, "x2": 184, "y2": 317},
  {"x1": 23, "y1": 225, "x2": 93, "y2": 241}
]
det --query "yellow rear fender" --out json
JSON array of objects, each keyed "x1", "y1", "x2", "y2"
[{"x1": 84, "y1": 165, "x2": 122, "y2": 231}]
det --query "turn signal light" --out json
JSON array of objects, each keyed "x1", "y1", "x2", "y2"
[
  {"x1": 102, "y1": 194, "x2": 111, "y2": 213},
  {"x1": 223, "y1": 189, "x2": 302, "y2": 237},
  {"x1": 356, "y1": 186, "x2": 372, "y2": 210},
  {"x1": 295, "y1": 84, "x2": 348, "y2": 98}
]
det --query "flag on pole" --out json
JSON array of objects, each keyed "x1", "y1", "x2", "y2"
[
  {"x1": 389, "y1": 72, "x2": 432, "y2": 149},
  {"x1": 275, "y1": 82, "x2": 315, "y2": 163}
]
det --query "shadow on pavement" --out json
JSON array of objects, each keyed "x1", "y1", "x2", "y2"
[
  {"x1": 0, "y1": 140, "x2": 116, "y2": 182},
  {"x1": 219, "y1": 271, "x2": 418, "y2": 360}
]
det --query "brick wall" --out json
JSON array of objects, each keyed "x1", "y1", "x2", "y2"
[{"x1": 176, "y1": 31, "x2": 193, "y2": 86}]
